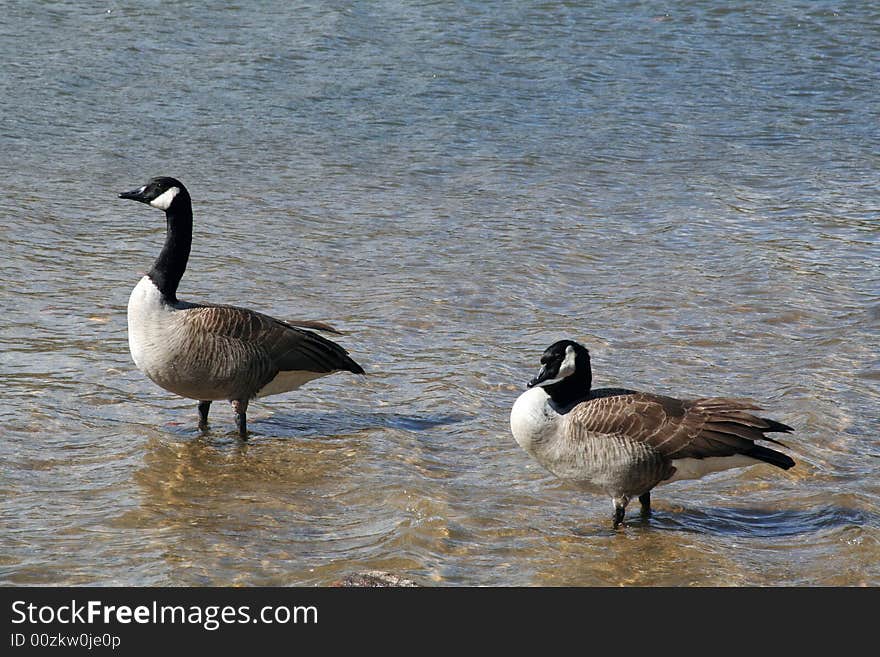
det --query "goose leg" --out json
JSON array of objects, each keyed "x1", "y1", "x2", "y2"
[
  {"x1": 638, "y1": 491, "x2": 651, "y2": 517},
  {"x1": 198, "y1": 401, "x2": 211, "y2": 430},
  {"x1": 612, "y1": 496, "x2": 629, "y2": 528},
  {"x1": 231, "y1": 399, "x2": 249, "y2": 439}
]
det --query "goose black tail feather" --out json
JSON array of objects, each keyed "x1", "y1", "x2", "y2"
[
  {"x1": 762, "y1": 417, "x2": 795, "y2": 434},
  {"x1": 745, "y1": 443, "x2": 796, "y2": 470},
  {"x1": 303, "y1": 331, "x2": 365, "y2": 375}
]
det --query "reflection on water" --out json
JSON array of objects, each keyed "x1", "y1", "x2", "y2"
[
  {"x1": 529, "y1": 501, "x2": 880, "y2": 587},
  {"x1": 2, "y1": 0, "x2": 879, "y2": 586},
  {"x1": 106, "y1": 410, "x2": 467, "y2": 585}
]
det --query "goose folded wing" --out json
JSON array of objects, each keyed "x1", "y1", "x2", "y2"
[
  {"x1": 182, "y1": 304, "x2": 359, "y2": 374},
  {"x1": 567, "y1": 393, "x2": 786, "y2": 460},
  {"x1": 282, "y1": 319, "x2": 342, "y2": 334}
]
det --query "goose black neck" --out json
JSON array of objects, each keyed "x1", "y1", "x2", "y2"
[
  {"x1": 544, "y1": 369, "x2": 592, "y2": 414},
  {"x1": 148, "y1": 197, "x2": 192, "y2": 304}
]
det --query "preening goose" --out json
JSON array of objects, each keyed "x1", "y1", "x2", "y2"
[
  {"x1": 510, "y1": 340, "x2": 795, "y2": 528},
  {"x1": 120, "y1": 176, "x2": 364, "y2": 439}
]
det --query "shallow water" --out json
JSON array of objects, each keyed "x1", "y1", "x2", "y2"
[{"x1": 1, "y1": 1, "x2": 878, "y2": 586}]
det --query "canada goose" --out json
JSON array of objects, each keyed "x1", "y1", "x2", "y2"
[
  {"x1": 120, "y1": 176, "x2": 364, "y2": 439},
  {"x1": 510, "y1": 340, "x2": 795, "y2": 528}
]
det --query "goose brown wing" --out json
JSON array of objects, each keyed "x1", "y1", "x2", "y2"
[
  {"x1": 283, "y1": 319, "x2": 342, "y2": 334},
  {"x1": 675, "y1": 397, "x2": 794, "y2": 468},
  {"x1": 181, "y1": 303, "x2": 364, "y2": 375},
  {"x1": 568, "y1": 393, "x2": 793, "y2": 461}
]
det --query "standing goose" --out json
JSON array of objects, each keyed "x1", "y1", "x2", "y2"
[
  {"x1": 510, "y1": 340, "x2": 795, "y2": 528},
  {"x1": 120, "y1": 176, "x2": 364, "y2": 439}
]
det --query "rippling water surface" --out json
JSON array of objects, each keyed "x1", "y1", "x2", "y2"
[{"x1": 1, "y1": 1, "x2": 878, "y2": 586}]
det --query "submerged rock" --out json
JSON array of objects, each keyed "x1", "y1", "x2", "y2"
[{"x1": 333, "y1": 571, "x2": 420, "y2": 587}]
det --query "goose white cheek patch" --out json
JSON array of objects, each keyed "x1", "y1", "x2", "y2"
[
  {"x1": 538, "y1": 345, "x2": 578, "y2": 387},
  {"x1": 150, "y1": 186, "x2": 180, "y2": 210}
]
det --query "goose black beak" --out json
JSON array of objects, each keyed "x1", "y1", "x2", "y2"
[
  {"x1": 527, "y1": 366, "x2": 550, "y2": 388},
  {"x1": 119, "y1": 186, "x2": 148, "y2": 203}
]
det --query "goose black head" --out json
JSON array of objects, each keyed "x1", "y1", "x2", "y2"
[
  {"x1": 528, "y1": 340, "x2": 592, "y2": 390},
  {"x1": 119, "y1": 176, "x2": 189, "y2": 211}
]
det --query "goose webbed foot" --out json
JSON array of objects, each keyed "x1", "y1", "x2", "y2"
[
  {"x1": 231, "y1": 399, "x2": 249, "y2": 440},
  {"x1": 638, "y1": 491, "x2": 651, "y2": 517},
  {"x1": 612, "y1": 496, "x2": 629, "y2": 529},
  {"x1": 198, "y1": 401, "x2": 211, "y2": 431}
]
